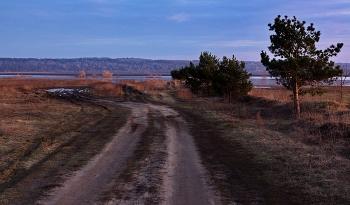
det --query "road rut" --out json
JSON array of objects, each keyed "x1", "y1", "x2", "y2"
[{"x1": 38, "y1": 101, "x2": 218, "y2": 205}]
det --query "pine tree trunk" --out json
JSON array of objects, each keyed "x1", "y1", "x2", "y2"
[{"x1": 292, "y1": 79, "x2": 300, "y2": 118}]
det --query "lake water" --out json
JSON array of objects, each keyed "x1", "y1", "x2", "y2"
[
  {"x1": 0, "y1": 74, "x2": 172, "y2": 81},
  {"x1": 0, "y1": 74, "x2": 348, "y2": 87}
]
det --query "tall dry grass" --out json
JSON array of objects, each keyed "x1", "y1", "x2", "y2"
[
  {"x1": 250, "y1": 85, "x2": 350, "y2": 140},
  {"x1": 0, "y1": 78, "x2": 126, "y2": 97},
  {"x1": 119, "y1": 79, "x2": 168, "y2": 95},
  {"x1": 173, "y1": 89, "x2": 196, "y2": 101},
  {"x1": 92, "y1": 82, "x2": 123, "y2": 96},
  {"x1": 250, "y1": 86, "x2": 350, "y2": 106},
  {"x1": 249, "y1": 86, "x2": 291, "y2": 103},
  {"x1": 0, "y1": 78, "x2": 99, "y2": 92}
]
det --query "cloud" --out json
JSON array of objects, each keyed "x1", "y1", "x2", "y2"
[
  {"x1": 51, "y1": 37, "x2": 146, "y2": 46},
  {"x1": 308, "y1": 9, "x2": 350, "y2": 18},
  {"x1": 205, "y1": 40, "x2": 269, "y2": 48},
  {"x1": 168, "y1": 12, "x2": 190, "y2": 22}
]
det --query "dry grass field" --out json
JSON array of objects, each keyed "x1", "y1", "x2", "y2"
[{"x1": 0, "y1": 78, "x2": 129, "y2": 204}]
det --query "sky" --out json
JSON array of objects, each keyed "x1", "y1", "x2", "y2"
[{"x1": 0, "y1": 0, "x2": 349, "y2": 62}]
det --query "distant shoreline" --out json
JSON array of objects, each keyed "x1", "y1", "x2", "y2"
[
  {"x1": 0, "y1": 72, "x2": 171, "y2": 76},
  {"x1": 0, "y1": 72, "x2": 270, "y2": 77}
]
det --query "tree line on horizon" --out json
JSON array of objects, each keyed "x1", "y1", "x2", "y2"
[
  {"x1": 0, "y1": 57, "x2": 297, "y2": 76},
  {"x1": 0, "y1": 57, "x2": 346, "y2": 76},
  {"x1": 0, "y1": 58, "x2": 199, "y2": 74}
]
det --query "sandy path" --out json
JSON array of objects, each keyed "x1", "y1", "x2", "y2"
[
  {"x1": 157, "y1": 105, "x2": 217, "y2": 205},
  {"x1": 38, "y1": 101, "x2": 218, "y2": 205}
]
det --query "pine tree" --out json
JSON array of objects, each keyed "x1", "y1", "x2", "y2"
[
  {"x1": 171, "y1": 52, "x2": 252, "y2": 100},
  {"x1": 261, "y1": 15, "x2": 343, "y2": 118},
  {"x1": 213, "y1": 56, "x2": 252, "y2": 102}
]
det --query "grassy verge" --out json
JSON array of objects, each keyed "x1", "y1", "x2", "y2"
[
  {"x1": 161, "y1": 83, "x2": 350, "y2": 204},
  {"x1": 0, "y1": 79, "x2": 130, "y2": 204}
]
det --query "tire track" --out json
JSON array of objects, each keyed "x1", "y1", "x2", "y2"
[
  {"x1": 159, "y1": 106, "x2": 218, "y2": 205},
  {"x1": 38, "y1": 101, "x2": 219, "y2": 205},
  {"x1": 38, "y1": 104, "x2": 148, "y2": 205}
]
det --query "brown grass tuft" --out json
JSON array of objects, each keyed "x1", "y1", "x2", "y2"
[
  {"x1": 173, "y1": 89, "x2": 196, "y2": 101},
  {"x1": 256, "y1": 110, "x2": 265, "y2": 132},
  {"x1": 119, "y1": 79, "x2": 167, "y2": 95},
  {"x1": 92, "y1": 82, "x2": 123, "y2": 96},
  {"x1": 0, "y1": 78, "x2": 100, "y2": 93},
  {"x1": 249, "y1": 87, "x2": 291, "y2": 103}
]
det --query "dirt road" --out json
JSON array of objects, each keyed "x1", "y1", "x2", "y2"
[{"x1": 38, "y1": 101, "x2": 218, "y2": 205}]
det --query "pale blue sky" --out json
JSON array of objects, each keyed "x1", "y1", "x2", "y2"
[{"x1": 0, "y1": 0, "x2": 349, "y2": 62}]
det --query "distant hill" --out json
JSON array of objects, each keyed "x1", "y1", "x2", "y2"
[
  {"x1": 0, "y1": 58, "x2": 347, "y2": 75},
  {"x1": 0, "y1": 58, "x2": 198, "y2": 75}
]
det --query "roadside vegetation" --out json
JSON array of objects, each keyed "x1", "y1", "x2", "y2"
[{"x1": 168, "y1": 83, "x2": 350, "y2": 204}]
